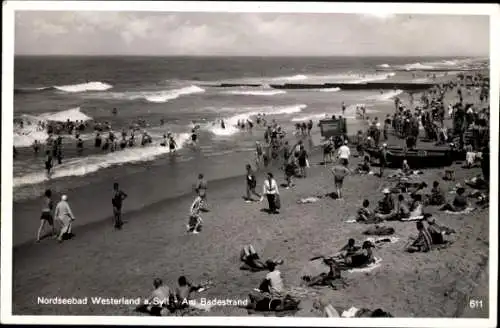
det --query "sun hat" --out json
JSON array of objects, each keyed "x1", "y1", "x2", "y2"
[{"x1": 61, "y1": 195, "x2": 68, "y2": 201}]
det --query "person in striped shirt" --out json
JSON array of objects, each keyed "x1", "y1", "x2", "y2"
[{"x1": 406, "y1": 221, "x2": 432, "y2": 253}]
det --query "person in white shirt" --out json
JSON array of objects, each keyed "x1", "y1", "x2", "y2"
[
  {"x1": 337, "y1": 140, "x2": 351, "y2": 165},
  {"x1": 260, "y1": 172, "x2": 280, "y2": 214},
  {"x1": 263, "y1": 261, "x2": 284, "y2": 295},
  {"x1": 54, "y1": 194, "x2": 75, "y2": 242}
]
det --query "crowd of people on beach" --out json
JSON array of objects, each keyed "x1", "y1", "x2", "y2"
[{"x1": 29, "y1": 71, "x2": 490, "y2": 317}]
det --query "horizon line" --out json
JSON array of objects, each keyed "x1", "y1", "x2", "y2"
[{"x1": 13, "y1": 54, "x2": 488, "y2": 58}]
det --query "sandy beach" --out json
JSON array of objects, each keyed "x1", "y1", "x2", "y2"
[{"x1": 12, "y1": 95, "x2": 490, "y2": 317}]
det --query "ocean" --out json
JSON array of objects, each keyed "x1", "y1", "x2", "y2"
[{"x1": 12, "y1": 55, "x2": 484, "y2": 203}]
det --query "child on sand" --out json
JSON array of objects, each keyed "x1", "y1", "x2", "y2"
[
  {"x1": 356, "y1": 200, "x2": 373, "y2": 222},
  {"x1": 187, "y1": 196, "x2": 203, "y2": 234}
]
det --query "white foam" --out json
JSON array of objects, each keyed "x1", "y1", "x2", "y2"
[
  {"x1": 13, "y1": 107, "x2": 93, "y2": 147},
  {"x1": 404, "y1": 63, "x2": 436, "y2": 71},
  {"x1": 319, "y1": 87, "x2": 341, "y2": 92},
  {"x1": 370, "y1": 89, "x2": 403, "y2": 101},
  {"x1": 378, "y1": 64, "x2": 391, "y2": 68},
  {"x1": 112, "y1": 85, "x2": 205, "y2": 103},
  {"x1": 54, "y1": 81, "x2": 113, "y2": 93},
  {"x1": 13, "y1": 132, "x2": 191, "y2": 187},
  {"x1": 38, "y1": 107, "x2": 93, "y2": 122},
  {"x1": 291, "y1": 113, "x2": 329, "y2": 122},
  {"x1": 273, "y1": 74, "x2": 308, "y2": 81},
  {"x1": 206, "y1": 104, "x2": 306, "y2": 136},
  {"x1": 223, "y1": 90, "x2": 286, "y2": 96}
]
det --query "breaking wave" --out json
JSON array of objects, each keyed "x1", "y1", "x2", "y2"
[{"x1": 13, "y1": 132, "x2": 191, "y2": 187}]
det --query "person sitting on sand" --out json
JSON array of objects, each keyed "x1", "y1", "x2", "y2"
[
  {"x1": 136, "y1": 278, "x2": 175, "y2": 316},
  {"x1": 396, "y1": 194, "x2": 411, "y2": 219},
  {"x1": 409, "y1": 194, "x2": 424, "y2": 218},
  {"x1": 240, "y1": 245, "x2": 283, "y2": 272},
  {"x1": 401, "y1": 159, "x2": 411, "y2": 175},
  {"x1": 344, "y1": 241, "x2": 376, "y2": 268},
  {"x1": 440, "y1": 187, "x2": 468, "y2": 212},
  {"x1": 406, "y1": 221, "x2": 432, "y2": 253},
  {"x1": 356, "y1": 200, "x2": 374, "y2": 223},
  {"x1": 173, "y1": 276, "x2": 204, "y2": 309},
  {"x1": 338, "y1": 238, "x2": 360, "y2": 258},
  {"x1": 375, "y1": 188, "x2": 395, "y2": 215},
  {"x1": 428, "y1": 181, "x2": 446, "y2": 206},
  {"x1": 257, "y1": 261, "x2": 285, "y2": 296},
  {"x1": 425, "y1": 218, "x2": 447, "y2": 245},
  {"x1": 313, "y1": 298, "x2": 341, "y2": 317},
  {"x1": 357, "y1": 156, "x2": 371, "y2": 174}
]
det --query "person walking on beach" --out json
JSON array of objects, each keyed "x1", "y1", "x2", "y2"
[
  {"x1": 331, "y1": 160, "x2": 351, "y2": 200},
  {"x1": 112, "y1": 182, "x2": 128, "y2": 230},
  {"x1": 45, "y1": 150, "x2": 53, "y2": 178},
  {"x1": 337, "y1": 140, "x2": 351, "y2": 166},
  {"x1": 195, "y1": 174, "x2": 208, "y2": 210},
  {"x1": 54, "y1": 194, "x2": 75, "y2": 242},
  {"x1": 260, "y1": 172, "x2": 280, "y2": 214},
  {"x1": 36, "y1": 189, "x2": 56, "y2": 242},
  {"x1": 187, "y1": 196, "x2": 203, "y2": 234},
  {"x1": 245, "y1": 164, "x2": 261, "y2": 202},
  {"x1": 255, "y1": 141, "x2": 263, "y2": 169},
  {"x1": 297, "y1": 145, "x2": 309, "y2": 178},
  {"x1": 342, "y1": 102, "x2": 346, "y2": 116}
]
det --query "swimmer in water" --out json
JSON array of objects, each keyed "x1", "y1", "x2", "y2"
[
  {"x1": 76, "y1": 138, "x2": 84, "y2": 156},
  {"x1": 160, "y1": 134, "x2": 167, "y2": 147},
  {"x1": 191, "y1": 129, "x2": 198, "y2": 144},
  {"x1": 221, "y1": 120, "x2": 226, "y2": 129},
  {"x1": 112, "y1": 107, "x2": 118, "y2": 115},
  {"x1": 33, "y1": 140, "x2": 40, "y2": 156},
  {"x1": 169, "y1": 136, "x2": 177, "y2": 153}
]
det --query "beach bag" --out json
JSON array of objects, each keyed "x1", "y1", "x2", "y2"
[{"x1": 275, "y1": 194, "x2": 281, "y2": 209}]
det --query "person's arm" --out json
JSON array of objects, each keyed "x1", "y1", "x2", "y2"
[
  {"x1": 67, "y1": 204, "x2": 76, "y2": 220},
  {"x1": 121, "y1": 191, "x2": 128, "y2": 200},
  {"x1": 274, "y1": 180, "x2": 279, "y2": 195}
]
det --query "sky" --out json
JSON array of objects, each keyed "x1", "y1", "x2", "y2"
[{"x1": 14, "y1": 11, "x2": 490, "y2": 56}]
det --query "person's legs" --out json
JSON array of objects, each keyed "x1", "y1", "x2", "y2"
[
  {"x1": 252, "y1": 187, "x2": 261, "y2": 198},
  {"x1": 113, "y1": 207, "x2": 122, "y2": 229},
  {"x1": 36, "y1": 220, "x2": 46, "y2": 242},
  {"x1": 267, "y1": 194, "x2": 275, "y2": 212}
]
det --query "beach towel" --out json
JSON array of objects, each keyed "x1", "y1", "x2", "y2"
[
  {"x1": 341, "y1": 306, "x2": 360, "y2": 318},
  {"x1": 444, "y1": 207, "x2": 475, "y2": 215},
  {"x1": 345, "y1": 218, "x2": 357, "y2": 224},
  {"x1": 347, "y1": 257, "x2": 382, "y2": 273},
  {"x1": 297, "y1": 197, "x2": 320, "y2": 204},
  {"x1": 365, "y1": 237, "x2": 400, "y2": 245},
  {"x1": 401, "y1": 215, "x2": 424, "y2": 222}
]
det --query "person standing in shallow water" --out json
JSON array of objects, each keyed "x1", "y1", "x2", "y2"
[{"x1": 112, "y1": 183, "x2": 128, "y2": 230}]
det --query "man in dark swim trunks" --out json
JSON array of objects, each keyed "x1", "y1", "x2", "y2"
[
  {"x1": 36, "y1": 189, "x2": 56, "y2": 242},
  {"x1": 112, "y1": 182, "x2": 128, "y2": 230}
]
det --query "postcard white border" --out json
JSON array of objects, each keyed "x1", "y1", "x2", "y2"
[{"x1": 1, "y1": 2, "x2": 499, "y2": 327}]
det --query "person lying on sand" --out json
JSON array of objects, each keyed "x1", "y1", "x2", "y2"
[
  {"x1": 136, "y1": 278, "x2": 175, "y2": 316},
  {"x1": 240, "y1": 245, "x2": 283, "y2": 272},
  {"x1": 440, "y1": 187, "x2": 469, "y2": 212},
  {"x1": 405, "y1": 221, "x2": 432, "y2": 253},
  {"x1": 301, "y1": 259, "x2": 343, "y2": 288},
  {"x1": 338, "y1": 238, "x2": 361, "y2": 258}
]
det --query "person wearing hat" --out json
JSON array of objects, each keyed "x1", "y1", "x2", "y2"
[
  {"x1": 54, "y1": 194, "x2": 75, "y2": 242},
  {"x1": 375, "y1": 188, "x2": 395, "y2": 217},
  {"x1": 440, "y1": 186, "x2": 468, "y2": 212}
]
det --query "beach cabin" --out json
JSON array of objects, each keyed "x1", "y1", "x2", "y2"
[{"x1": 318, "y1": 117, "x2": 347, "y2": 139}]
